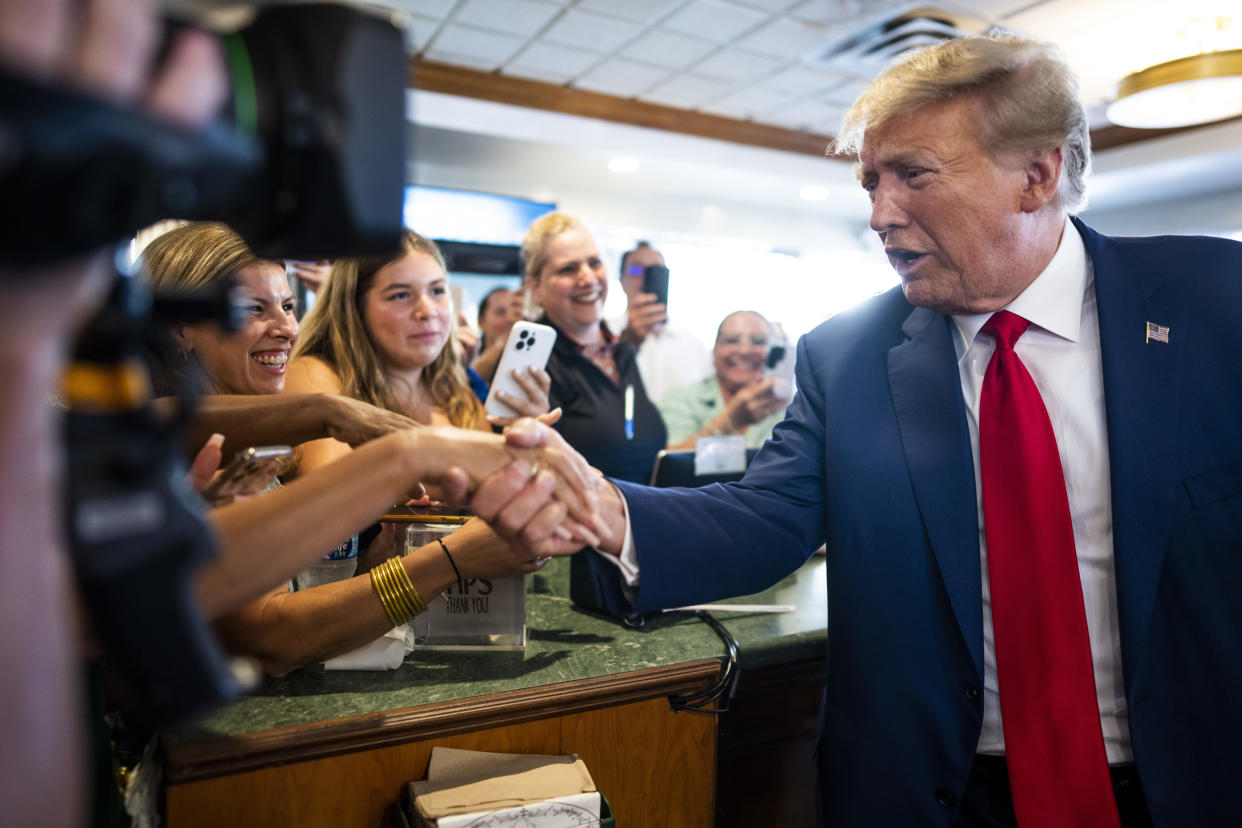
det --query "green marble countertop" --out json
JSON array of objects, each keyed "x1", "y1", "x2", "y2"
[{"x1": 166, "y1": 554, "x2": 827, "y2": 749}]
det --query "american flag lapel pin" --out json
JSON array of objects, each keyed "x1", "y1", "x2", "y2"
[{"x1": 1145, "y1": 321, "x2": 1170, "y2": 343}]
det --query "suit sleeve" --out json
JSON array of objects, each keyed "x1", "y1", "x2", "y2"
[{"x1": 596, "y1": 334, "x2": 829, "y2": 613}]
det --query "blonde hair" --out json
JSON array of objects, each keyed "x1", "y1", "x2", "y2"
[
  {"x1": 293, "y1": 229, "x2": 481, "y2": 429},
  {"x1": 835, "y1": 34, "x2": 1091, "y2": 213},
  {"x1": 521, "y1": 211, "x2": 589, "y2": 283},
  {"x1": 138, "y1": 222, "x2": 282, "y2": 395}
]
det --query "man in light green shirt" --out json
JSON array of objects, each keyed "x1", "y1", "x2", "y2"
[{"x1": 659, "y1": 311, "x2": 790, "y2": 449}]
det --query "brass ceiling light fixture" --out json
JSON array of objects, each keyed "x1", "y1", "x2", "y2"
[{"x1": 1107, "y1": 48, "x2": 1242, "y2": 128}]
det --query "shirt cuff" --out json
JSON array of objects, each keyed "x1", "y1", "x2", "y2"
[{"x1": 594, "y1": 483, "x2": 641, "y2": 588}]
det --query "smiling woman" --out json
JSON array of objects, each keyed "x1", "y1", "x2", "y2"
[
  {"x1": 285, "y1": 229, "x2": 490, "y2": 479},
  {"x1": 141, "y1": 222, "x2": 296, "y2": 397},
  {"x1": 658, "y1": 310, "x2": 789, "y2": 450},
  {"x1": 522, "y1": 211, "x2": 667, "y2": 483}
]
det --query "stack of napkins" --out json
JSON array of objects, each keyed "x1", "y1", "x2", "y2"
[
  {"x1": 409, "y1": 747, "x2": 601, "y2": 828},
  {"x1": 323, "y1": 626, "x2": 413, "y2": 671}
]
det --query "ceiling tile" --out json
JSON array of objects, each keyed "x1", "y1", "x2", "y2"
[
  {"x1": 640, "y1": 73, "x2": 734, "y2": 107},
  {"x1": 785, "y1": 0, "x2": 866, "y2": 26},
  {"x1": 662, "y1": 0, "x2": 770, "y2": 43},
  {"x1": 575, "y1": 0, "x2": 686, "y2": 22},
  {"x1": 506, "y1": 41, "x2": 601, "y2": 80},
  {"x1": 573, "y1": 58, "x2": 672, "y2": 97},
  {"x1": 426, "y1": 23, "x2": 527, "y2": 69},
  {"x1": 403, "y1": 14, "x2": 442, "y2": 52},
  {"x1": 759, "y1": 64, "x2": 849, "y2": 96},
  {"x1": 541, "y1": 8, "x2": 644, "y2": 52},
  {"x1": 621, "y1": 28, "x2": 720, "y2": 70},
  {"x1": 689, "y1": 47, "x2": 784, "y2": 82},
  {"x1": 452, "y1": 0, "x2": 563, "y2": 37},
  {"x1": 501, "y1": 63, "x2": 574, "y2": 84},
  {"x1": 762, "y1": 97, "x2": 847, "y2": 131},
  {"x1": 736, "y1": 15, "x2": 832, "y2": 57},
  {"x1": 954, "y1": 0, "x2": 1043, "y2": 19},
  {"x1": 420, "y1": 49, "x2": 503, "y2": 72},
  {"x1": 731, "y1": 0, "x2": 801, "y2": 11},
  {"x1": 700, "y1": 85, "x2": 794, "y2": 118},
  {"x1": 820, "y1": 76, "x2": 871, "y2": 106},
  {"x1": 387, "y1": 0, "x2": 458, "y2": 18}
]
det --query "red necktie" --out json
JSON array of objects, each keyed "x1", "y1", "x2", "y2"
[{"x1": 979, "y1": 310, "x2": 1120, "y2": 828}]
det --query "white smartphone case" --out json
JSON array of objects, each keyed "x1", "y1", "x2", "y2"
[{"x1": 484, "y1": 321, "x2": 557, "y2": 418}]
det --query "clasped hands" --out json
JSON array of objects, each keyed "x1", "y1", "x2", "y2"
[{"x1": 432, "y1": 419, "x2": 626, "y2": 561}]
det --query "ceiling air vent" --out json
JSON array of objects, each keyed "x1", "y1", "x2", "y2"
[{"x1": 806, "y1": 5, "x2": 989, "y2": 74}]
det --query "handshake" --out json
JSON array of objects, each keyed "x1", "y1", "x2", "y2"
[{"x1": 435, "y1": 419, "x2": 626, "y2": 562}]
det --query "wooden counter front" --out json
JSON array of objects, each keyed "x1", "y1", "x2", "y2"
[
  {"x1": 163, "y1": 556, "x2": 828, "y2": 827},
  {"x1": 166, "y1": 661, "x2": 719, "y2": 828}
]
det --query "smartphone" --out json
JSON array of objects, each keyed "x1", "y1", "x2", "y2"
[
  {"x1": 484, "y1": 321, "x2": 557, "y2": 418},
  {"x1": 642, "y1": 264, "x2": 670, "y2": 308},
  {"x1": 201, "y1": 445, "x2": 293, "y2": 504},
  {"x1": 765, "y1": 339, "x2": 795, "y2": 401}
]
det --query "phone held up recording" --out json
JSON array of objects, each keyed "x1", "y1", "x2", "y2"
[
  {"x1": 484, "y1": 321, "x2": 557, "y2": 418},
  {"x1": 641, "y1": 265, "x2": 670, "y2": 309},
  {"x1": 765, "y1": 330, "x2": 795, "y2": 401}
]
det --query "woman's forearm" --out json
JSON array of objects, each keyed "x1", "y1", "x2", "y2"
[
  {"x1": 195, "y1": 429, "x2": 426, "y2": 618},
  {"x1": 174, "y1": 393, "x2": 416, "y2": 464},
  {"x1": 211, "y1": 533, "x2": 474, "y2": 676},
  {"x1": 172, "y1": 394, "x2": 333, "y2": 459},
  {"x1": 194, "y1": 423, "x2": 591, "y2": 619}
]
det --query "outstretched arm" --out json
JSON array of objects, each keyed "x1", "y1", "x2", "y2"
[
  {"x1": 212, "y1": 517, "x2": 545, "y2": 676},
  {"x1": 167, "y1": 392, "x2": 418, "y2": 463},
  {"x1": 197, "y1": 424, "x2": 600, "y2": 618}
]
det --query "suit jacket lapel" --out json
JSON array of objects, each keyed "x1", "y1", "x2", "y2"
[
  {"x1": 888, "y1": 306, "x2": 984, "y2": 678},
  {"x1": 1076, "y1": 218, "x2": 1182, "y2": 687}
]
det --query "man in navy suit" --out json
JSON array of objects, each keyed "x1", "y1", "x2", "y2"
[{"x1": 468, "y1": 34, "x2": 1242, "y2": 827}]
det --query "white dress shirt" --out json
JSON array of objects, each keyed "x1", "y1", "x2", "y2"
[
  {"x1": 611, "y1": 218, "x2": 1131, "y2": 763},
  {"x1": 952, "y1": 218, "x2": 1129, "y2": 762}
]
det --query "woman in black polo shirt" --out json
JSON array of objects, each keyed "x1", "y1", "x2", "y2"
[{"x1": 521, "y1": 212, "x2": 666, "y2": 483}]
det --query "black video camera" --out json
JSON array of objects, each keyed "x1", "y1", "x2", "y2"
[
  {"x1": 6, "y1": 3, "x2": 411, "y2": 725},
  {"x1": 0, "y1": 2, "x2": 407, "y2": 267}
]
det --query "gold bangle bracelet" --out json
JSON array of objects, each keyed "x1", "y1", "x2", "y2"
[
  {"x1": 388, "y1": 556, "x2": 428, "y2": 615},
  {"x1": 376, "y1": 559, "x2": 417, "y2": 621},
  {"x1": 370, "y1": 566, "x2": 403, "y2": 626},
  {"x1": 371, "y1": 559, "x2": 412, "y2": 625},
  {"x1": 370, "y1": 557, "x2": 427, "y2": 626}
]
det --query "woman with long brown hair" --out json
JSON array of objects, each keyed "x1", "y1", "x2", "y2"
[{"x1": 287, "y1": 229, "x2": 549, "y2": 473}]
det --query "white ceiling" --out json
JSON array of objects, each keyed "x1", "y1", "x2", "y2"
[
  {"x1": 195, "y1": 1, "x2": 1242, "y2": 244},
  {"x1": 378, "y1": 0, "x2": 1242, "y2": 247},
  {"x1": 383, "y1": 0, "x2": 1242, "y2": 131}
]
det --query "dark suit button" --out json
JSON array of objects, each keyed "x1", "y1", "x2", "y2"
[
  {"x1": 935, "y1": 789, "x2": 956, "y2": 808},
  {"x1": 963, "y1": 684, "x2": 980, "y2": 703}
]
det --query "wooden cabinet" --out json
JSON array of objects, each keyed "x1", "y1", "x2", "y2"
[{"x1": 165, "y1": 661, "x2": 720, "y2": 828}]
